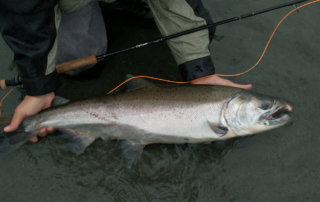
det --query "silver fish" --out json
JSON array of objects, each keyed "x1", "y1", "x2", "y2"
[{"x1": 0, "y1": 78, "x2": 293, "y2": 165}]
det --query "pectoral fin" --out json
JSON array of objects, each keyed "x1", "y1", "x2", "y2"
[
  {"x1": 120, "y1": 140, "x2": 145, "y2": 168},
  {"x1": 207, "y1": 120, "x2": 229, "y2": 137}
]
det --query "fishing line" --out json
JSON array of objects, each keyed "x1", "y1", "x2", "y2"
[{"x1": 107, "y1": 0, "x2": 319, "y2": 94}]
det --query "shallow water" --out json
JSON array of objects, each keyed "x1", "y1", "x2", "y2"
[{"x1": 1, "y1": 0, "x2": 319, "y2": 201}]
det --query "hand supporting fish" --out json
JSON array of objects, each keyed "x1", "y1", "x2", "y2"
[
  {"x1": 3, "y1": 92, "x2": 56, "y2": 141},
  {"x1": 190, "y1": 76, "x2": 252, "y2": 89}
]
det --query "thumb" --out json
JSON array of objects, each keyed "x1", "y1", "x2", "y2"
[{"x1": 4, "y1": 112, "x2": 25, "y2": 132}]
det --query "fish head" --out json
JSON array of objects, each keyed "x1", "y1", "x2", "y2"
[{"x1": 224, "y1": 90, "x2": 293, "y2": 136}]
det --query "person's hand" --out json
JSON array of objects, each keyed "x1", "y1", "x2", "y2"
[
  {"x1": 3, "y1": 92, "x2": 56, "y2": 142},
  {"x1": 191, "y1": 76, "x2": 252, "y2": 90}
]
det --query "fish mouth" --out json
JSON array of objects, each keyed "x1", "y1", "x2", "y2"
[{"x1": 263, "y1": 103, "x2": 293, "y2": 126}]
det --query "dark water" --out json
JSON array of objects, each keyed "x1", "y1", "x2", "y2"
[{"x1": 1, "y1": 0, "x2": 319, "y2": 201}]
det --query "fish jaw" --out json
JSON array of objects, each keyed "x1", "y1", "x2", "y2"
[
  {"x1": 260, "y1": 101, "x2": 293, "y2": 128},
  {"x1": 224, "y1": 90, "x2": 293, "y2": 136}
]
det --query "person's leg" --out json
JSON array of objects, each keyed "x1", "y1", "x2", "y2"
[
  {"x1": 147, "y1": 0, "x2": 216, "y2": 81},
  {"x1": 57, "y1": 1, "x2": 109, "y2": 76},
  {"x1": 59, "y1": 0, "x2": 115, "y2": 14},
  {"x1": 107, "y1": 0, "x2": 153, "y2": 19}
]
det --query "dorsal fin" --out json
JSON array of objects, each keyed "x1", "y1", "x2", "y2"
[{"x1": 124, "y1": 74, "x2": 154, "y2": 92}]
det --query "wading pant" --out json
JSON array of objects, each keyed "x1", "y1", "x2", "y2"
[
  {"x1": 147, "y1": 0, "x2": 216, "y2": 81},
  {"x1": 57, "y1": 0, "x2": 114, "y2": 76},
  {"x1": 58, "y1": 0, "x2": 215, "y2": 79}
]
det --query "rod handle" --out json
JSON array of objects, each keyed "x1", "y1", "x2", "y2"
[
  {"x1": 56, "y1": 54, "x2": 98, "y2": 74},
  {"x1": 0, "y1": 76, "x2": 22, "y2": 89},
  {"x1": 0, "y1": 79, "x2": 6, "y2": 89}
]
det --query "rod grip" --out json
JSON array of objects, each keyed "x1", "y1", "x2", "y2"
[
  {"x1": 0, "y1": 76, "x2": 22, "y2": 89},
  {"x1": 0, "y1": 79, "x2": 6, "y2": 89},
  {"x1": 56, "y1": 54, "x2": 98, "y2": 74}
]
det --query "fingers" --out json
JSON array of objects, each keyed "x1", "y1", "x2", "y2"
[
  {"x1": 46, "y1": 127, "x2": 55, "y2": 134},
  {"x1": 29, "y1": 127, "x2": 55, "y2": 142},
  {"x1": 231, "y1": 83, "x2": 252, "y2": 90},
  {"x1": 38, "y1": 127, "x2": 55, "y2": 137},
  {"x1": 4, "y1": 110, "x2": 25, "y2": 132},
  {"x1": 29, "y1": 137, "x2": 38, "y2": 143},
  {"x1": 191, "y1": 76, "x2": 253, "y2": 90},
  {"x1": 4, "y1": 92, "x2": 56, "y2": 140},
  {"x1": 38, "y1": 128, "x2": 48, "y2": 137},
  {"x1": 242, "y1": 84, "x2": 252, "y2": 90},
  {"x1": 221, "y1": 78, "x2": 252, "y2": 90}
]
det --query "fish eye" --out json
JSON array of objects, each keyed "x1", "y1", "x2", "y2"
[{"x1": 260, "y1": 102, "x2": 272, "y2": 110}]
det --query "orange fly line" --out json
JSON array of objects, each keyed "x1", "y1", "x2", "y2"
[{"x1": 107, "y1": 0, "x2": 320, "y2": 94}]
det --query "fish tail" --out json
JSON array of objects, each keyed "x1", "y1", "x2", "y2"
[{"x1": 0, "y1": 115, "x2": 34, "y2": 155}]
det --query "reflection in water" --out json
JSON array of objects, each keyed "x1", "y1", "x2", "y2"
[{"x1": 3, "y1": 133, "x2": 245, "y2": 201}]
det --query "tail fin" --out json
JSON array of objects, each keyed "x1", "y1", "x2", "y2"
[{"x1": 0, "y1": 115, "x2": 35, "y2": 155}]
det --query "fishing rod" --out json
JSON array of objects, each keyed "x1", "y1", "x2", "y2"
[{"x1": 0, "y1": 0, "x2": 309, "y2": 89}]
